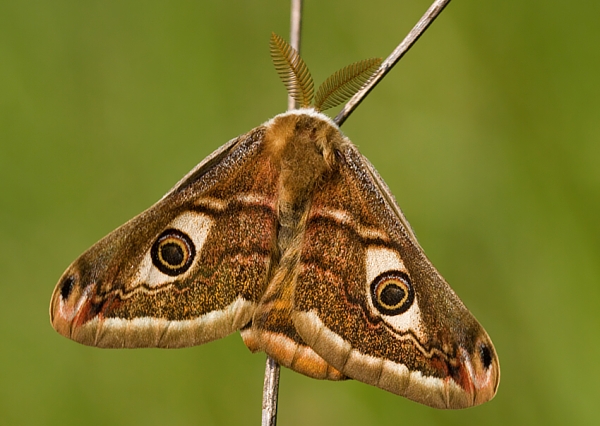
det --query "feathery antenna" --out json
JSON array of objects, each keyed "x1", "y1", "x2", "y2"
[
  {"x1": 270, "y1": 32, "x2": 314, "y2": 108},
  {"x1": 270, "y1": 34, "x2": 381, "y2": 113},
  {"x1": 314, "y1": 58, "x2": 382, "y2": 111}
]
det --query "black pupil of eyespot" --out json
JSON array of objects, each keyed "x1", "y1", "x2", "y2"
[
  {"x1": 480, "y1": 344, "x2": 493, "y2": 369},
  {"x1": 380, "y1": 283, "x2": 405, "y2": 307},
  {"x1": 60, "y1": 276, "x2": 76, "y2": 300},
  {"x1": 161, "y1": 242, "x2": 184, "y2": 267}
]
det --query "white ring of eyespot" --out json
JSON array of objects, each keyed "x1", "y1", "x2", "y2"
[
  {"x1": 365, "y1": 247, "x2": 425, "y2": 340},
  {"x1": 133, "y1": 212, "x2": 214, "y2": 288}
]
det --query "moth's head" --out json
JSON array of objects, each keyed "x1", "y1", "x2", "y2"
[{"x1": 260, "y1": 109, "x2": 349, "y2": 185}]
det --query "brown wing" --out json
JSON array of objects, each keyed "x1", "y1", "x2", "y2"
[
  {"x1": 291, "y1": 145, "x2": 500, "y2": 408},
  {"x1": 50, "y1": 127, "x2": 280, "y2": 348}
]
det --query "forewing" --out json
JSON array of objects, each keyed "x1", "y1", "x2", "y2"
[
  {"x1": 292, "y1": 145, "x2": 500, "y2": 408},
  {"x1": 50, "y1": 127, "x2": 280, "y2": 348}
]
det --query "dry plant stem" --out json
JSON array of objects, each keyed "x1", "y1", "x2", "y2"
[
  {"x1": 287, "y1": 0, "x2": 304, "y2": 111},
  {"x1": 261, "y1": 356, "x2": 282, "y2": 426},
  {"x1": 334, "y1": 0, "x2": 452, "y2": 126},
  {"x1": 261, "y1": 6, "x2": 302, "y2": 426}
]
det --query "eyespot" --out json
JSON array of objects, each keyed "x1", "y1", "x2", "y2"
[
  {"x1": 370, "y1": 271, "x2": 414, "y2": 316},
  {"x1": 151, "y1": 229, "x2": 196, "y2": 276}
]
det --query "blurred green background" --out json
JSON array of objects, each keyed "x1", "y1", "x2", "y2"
[{"x1": 1, "y1": 0, "x2": 599, "y2": 424}]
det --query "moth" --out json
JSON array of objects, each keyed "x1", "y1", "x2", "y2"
[{"x1": 50, "y1": 33, "x2": 499, "y2": 409}]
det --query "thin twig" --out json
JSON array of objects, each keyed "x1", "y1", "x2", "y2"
[
  {"x1": 261, "y1": 5, "x2": 303, "y2": 426},
  {"x1": 261, "y1": 356, "x2": 281, "y2": 426},
  {"x1": 287, "y1": 0, "x2": 303, "y2": 111},
  {"x1": 334, "y1": 0, "x2": 452, "y2": 126}
]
